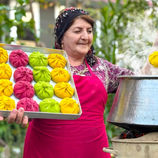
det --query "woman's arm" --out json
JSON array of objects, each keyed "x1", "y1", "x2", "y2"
[{"x1": 104, "y1": 60, "x2": 134, "y2": 93}]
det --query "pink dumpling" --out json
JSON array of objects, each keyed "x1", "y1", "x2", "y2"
[
  {"x1": 9, "y1": 49, "x2": 28, "y2": 68},
  {"x1": 14, "y1": 66, "x2": 33, "y2": 82},
  {"x1": 17, "y1": 98, "x2": 39, "y2": 112},
  {"x1": 14, "y1": 81, "x2": 34, "y2": 99}
]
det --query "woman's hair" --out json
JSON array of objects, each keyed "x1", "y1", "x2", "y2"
[{"x1": 54, "y1": 7, "x2": 97, "y2": 66}]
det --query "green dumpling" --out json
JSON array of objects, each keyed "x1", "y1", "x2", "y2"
[
  {"x1": 33, "y1": 66, "x2": 51, "y2": 82},
  {"x1": 29, "y1": 52, "x2": 48, "y2": 68},
  {"x1": 39, "y1": 98, "x2": 60, "y2": 113},
  {"x1": 34, "y1": 81, "x2": 54, "y2": 99}
]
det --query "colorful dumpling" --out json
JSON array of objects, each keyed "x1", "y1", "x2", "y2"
[
  {"x1": 54, "y1": 82, "x2": 74, "y2": 99},
  {"x1": 0, "y1": 96, "x2": 15, "y2": 110},
  {"x1": 14, "y1": 81, "x2": 34, "y2": 99},
  {"x1": 149, "y1": 51, "x2": 158, "y2": 67},
  {"x1": 51, "y1": 68, "x2": 70, "y2": 83},
  {"x1": 29, "y1": 52, "x2": 48, "y2": 68},
  {"x1": 9, "y1": 49, "x2": 28, "y2": 68},
  {"x1": 0, "y1": 79, "x2": 13, "y2": 97},
  {"x1": 33, "y1": 66, "x2": 51, "y2": 82},
  {"x1": 0, "y1": 63, "x2": 12, "y2": 79},
  {"x1": 48, "y1": 54, "x2": 66, "y2": 68},
  {"x1": 14, "y1": 66, "x2": 33, "y2": 82},
  {"x1": 39, "y1": 98, "x2": 60, "y2": 113},
  {"x1": 17, "y1": 98, "x2": 39, "y2": 112},
  {"x1": 60, "y1": 98, "x2": 79, "y2": 114},
  {"x1": 34, "y1": 81, "x2": 54, "y2": 99},
  {"x1": 0, "y1": 47, "x2": 8, "y2": 64}
]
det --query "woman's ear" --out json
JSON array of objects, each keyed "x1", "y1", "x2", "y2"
[{"x1": 61, "y1": 41, "x2": 64, "y2": 49}]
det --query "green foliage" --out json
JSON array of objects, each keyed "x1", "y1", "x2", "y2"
[
  {"x1": 94, "y1": 0, "x2": 158, "y2": 64},
  {"x1": 0, "y1": 0, "x2": 38, "y2": 44},
  {"x1": 0, "y1": 121, "x2": 26, "y2": 157}
]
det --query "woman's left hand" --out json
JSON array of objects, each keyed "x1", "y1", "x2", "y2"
[{"x1": 0, "y1": 108, "x2": 29, "y2": 128}]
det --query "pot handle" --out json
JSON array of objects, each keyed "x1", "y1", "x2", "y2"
[{"x1": 103, "y1": 147, "x2": 118, "y2": 157}]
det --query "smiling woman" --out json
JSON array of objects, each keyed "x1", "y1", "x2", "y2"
[
  {"x1": 1, "y1": 7, "x2": 134, "y2": 158},
  {"x1": 62, "y1": 18, "x2": 93, "y2": 66}
]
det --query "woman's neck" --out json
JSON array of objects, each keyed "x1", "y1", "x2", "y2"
[{"x1": 68, "y1": 55, "x2": 85, "y2": 66}]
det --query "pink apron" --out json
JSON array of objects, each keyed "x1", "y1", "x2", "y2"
[{"x1": 23, "y1": 61, "x2": 111, "y2": 158}]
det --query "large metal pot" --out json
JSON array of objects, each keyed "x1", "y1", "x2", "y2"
[
  {"x1": 103, "y1": 132, "x2": 158, "y2": 158},
  {"x1": 107, "y1": 75, "x2": 158, "y2": 132}
]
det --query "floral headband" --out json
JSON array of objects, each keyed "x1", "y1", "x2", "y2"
[{"x1": 54, "y1": 7, "x2": 88, "y2": 48}]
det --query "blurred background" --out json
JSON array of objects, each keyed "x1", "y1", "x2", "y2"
[{"x1": 0, "y1": 0, "x2": 158, "y2": 157}]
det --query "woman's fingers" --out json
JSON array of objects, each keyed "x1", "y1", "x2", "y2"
[
  {"x1": 7, "y1": 109, "x2": 18, "y2": 123},
  {"x1": 15, "y1": 108, "x2": 24, "y2": 124},
  {"x1": 22, "y1": 115, "x2": 29, "y2": 128},
  {"x1": 0, "y1": 108, "x2": 29, "y2": 127}
]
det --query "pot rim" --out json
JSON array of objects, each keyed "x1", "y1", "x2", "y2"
[
  {"x1": 112, "y1": 138, "x2": 158, "y2": 144},
  {"x1": 112, "y1": 132, "x2": 158, "y2": 144},
  {"x1": 118, "y1": 75, "x2": 158, "y2": 79}
]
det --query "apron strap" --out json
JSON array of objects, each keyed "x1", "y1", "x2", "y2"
[{"x1": 85, "y1": 59, "x2": 94, "y2": 76}]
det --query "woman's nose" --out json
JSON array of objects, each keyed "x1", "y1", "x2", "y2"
[{"x1": 81, "y1": 31, "x2": 89, "y2": 39}]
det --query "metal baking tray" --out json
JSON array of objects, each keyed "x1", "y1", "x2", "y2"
[{"x1": 0, "y1": 43, "x2": 82, "y2": 120}]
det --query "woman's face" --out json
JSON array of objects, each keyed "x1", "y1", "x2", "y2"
[{"x1": 62, "y1": 18, "x2": 93, "y2": 59}]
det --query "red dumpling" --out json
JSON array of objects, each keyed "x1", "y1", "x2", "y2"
[
  {"x1": 17, "y1": 98, "x2": 39, "y2": 112},
  {"x1": 14, "y1": 66, "x2": 33, "y2": 82},
  {"x1": 14, "y1": 81, "x2": 34, "y2": 99},
  {"x1": 9, "y1": 49, "x2": 28, "y2": 68}
]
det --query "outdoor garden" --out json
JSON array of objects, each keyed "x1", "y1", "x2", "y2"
[{"x1": 0, "y1": 0, "x2": 158, "y2": 157}]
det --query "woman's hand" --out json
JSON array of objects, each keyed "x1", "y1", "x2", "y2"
[{"x1": 0, "y1": 108, "x2": 29, "y2": 128}]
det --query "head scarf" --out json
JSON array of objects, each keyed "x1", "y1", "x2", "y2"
[{"x1": 54, "y1": 7, "x2": 97, "y2": 67}]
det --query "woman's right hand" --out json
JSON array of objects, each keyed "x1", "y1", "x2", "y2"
[{"x1": 0, "y1": 108, "x2": 29, "y2": 128}]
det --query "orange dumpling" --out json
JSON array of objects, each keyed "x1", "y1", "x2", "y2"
[
  {"x1": 0, "y1": 79, "x2": 13, "y2": 96},
  {"x1": 0, "y1": 47, "x2": 8, "y2": 64},
  {"x1": 0, "y1": 63, "x2": 12, "y2": 79},
  {"x1": 54, "y1": 82, "x2": 74, "y2": 99},
  {"x1": 48, "y1": 54, "x2": 67, "y2": 68},
  {"x1": 60, "y1": 98, "x2": 79, "y2": 114},
  {"x1": 51, "y1": 68, "x2": 70, "y2": 83},
  {"x1": 0, "y1": 96, "x2": 15, "y2": 110}
]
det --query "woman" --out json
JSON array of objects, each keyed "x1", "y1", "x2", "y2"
[{"x1": 0, "y1": 7, "x2": 133, "y2": 158}]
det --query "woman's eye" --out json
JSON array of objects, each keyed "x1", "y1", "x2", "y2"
[
  {"x1": 88, "y1": 30, "x2": 92, "y2": 33},
  {"x1": 74, "y1": 30, "x2": 80, "y2": 33}
]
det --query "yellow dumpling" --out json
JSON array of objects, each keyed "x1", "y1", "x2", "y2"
[
  {"x1": 0, "y1": 47, "x2": 8, "y2": 64},
  {"x1": 0, "y1": 96, "x2": 15, "y2": 110},
  {"x1": 51, "y1": 68, "x2": 70, "y2": 83},
  {"x1": 60, "y1": 98, "x2": 80, "y2": 114},
  {"x1": 48, "y1": 54, "x2": 67, "y2": 68},
  {"x1": 54, "y1": 82, "x2": 74, "y2": 99},
  {"x1": 0, "y1": 79, "x2": 13, "y2": 96},
  {"x1": 0, "y1": 63, "x2": 12, "y2": 79},
  {"x1": 149, "y1": 51, "x2": 158, "y2": 67}
]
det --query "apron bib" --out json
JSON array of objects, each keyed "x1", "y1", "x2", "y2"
[{"x1": 23, "y1": 61, "x2": 111, "y2": 158}]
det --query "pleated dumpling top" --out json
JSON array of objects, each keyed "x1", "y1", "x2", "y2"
[
  {"x1": 51, "y1": 68, "x2": 70, "y2": 83},
  {"x1": 0, "y1": 63, "x2": 12, "y2": 79},
  {"x1": 29, "y1": 52, "x2": 48, "y2": 68},
  {"x1": 60, "y1": 98, "x2": 79, "y2": 114},
  {"x1": 54, "y1": 82, "x2": 74, "y2": 99},
  {"x1": 0, "y1": 96, "x2": 15, "y2": 110},
  {"x1": 0, "y1": 47, "x2": 8, "y2": 64},
  {"x1": 48, "y1": 54, "x2": 66, "y2": 68},
  {"x1": 0, "y1": 79, "x2": 13, "y2": 96},
  {"x1": 33, "y1": 66, "x2": 51, "y2": 82}
]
